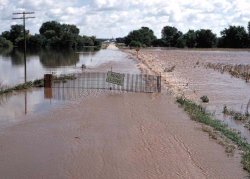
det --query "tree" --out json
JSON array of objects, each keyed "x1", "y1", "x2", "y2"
[
  {"x1": 248, "y1": 22, "x2": 250, "y2": 47},
  {"x1": 219, "y1": 26, "x2": 248, "y2": 48},
  {"x1": 27, "y1": 34, "x2": 45, "y2": 48},
  {"x1": 151, "y1": 39, "x2": 165, "y2": 47},
  {"x1": 161, "y1": 26, "x2": 183, "y2": 47},
  {"x1": 248, "y1": 21, "x2": 250, "y2": 37},
  {"x1": 176, "y1": 36, "x2": 186, "y2": 48},
  {"x1": 0, "y1": 37, "x2": 13, "y2": 48},
  {"x1": 39, "y1": 21, "x2": 62, "y2": 37},
  {"x1": 129, "y1": 40, "x2": 142, "y2": 47},
  {"x1": 116, "y1": 37, "x2": 125, "y2": 43},
  {"x1": 124, "y1": 27, "x2": 156, "y2": 47},
  {"x1": 184, "y1": 30, "x2": 196, "y2": 48},
  {"x1": 195, "y1": 29, "x2": 216, "y2": 48}
]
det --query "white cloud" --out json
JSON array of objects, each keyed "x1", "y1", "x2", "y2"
[{"x1": 0, "y1": 0, "x2": 249, "y2": 38}]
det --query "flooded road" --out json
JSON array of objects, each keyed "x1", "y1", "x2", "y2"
[
  {"x1": 0, "y1": 44, "x2": 139, "y2": 129},
  {"x1": 134, "y1": 49, "x2": 250, "y2": 141},
  {"x1": 0, "y1": 93, "x2": 247, "y2": 178}
]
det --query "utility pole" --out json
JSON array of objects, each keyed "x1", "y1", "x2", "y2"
[{"x1": 12, "y1": 12, "x2": 35, "y2": 83}]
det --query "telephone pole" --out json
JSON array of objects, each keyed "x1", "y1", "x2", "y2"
[{"x1": 12, "y1": 12, "x2": 35, "y2": 83}]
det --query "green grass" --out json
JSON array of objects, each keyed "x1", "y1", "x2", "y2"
[
  {"x1": 0, "y1": 74, "x2": 77, "y2": 96},
  {"x1": 0, "y1": 79, "x2": 44, "y2": 96},
  {"x1": 176, "y1": 97, "x2": 250, "y2": 172}
]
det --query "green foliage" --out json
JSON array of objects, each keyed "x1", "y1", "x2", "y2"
[
  {"x1": 0, "y1": 37, "x2": 13, "y2": 48},
  {"x1": 161, "y1": 26, "x2": 183, "y2": 47},
  {"x1": 219, "y1": 26, "x2": 248, "y2": 48},
  {"x1": 195, "y1": 29, "x2": 216, "y2": 48},
  {"x1": 116, "y1": 37, "x2": 125, "y2": 43},
  {"x1": 27, "y1": 34, "x2": 45, "y2": 48},
  {"x1": 176, "y1": 36, "x2": 186, "y2": 48},
  {"x1": 151, "y1": 39, "x2": 165, "y2": 47},
  {"x1": 183, "y1": 30, "x2": 196, "y2": 48},
  {"x1": 129, "y1": 40, "x2": 142, "y2": 47},
  {"x1": 124, "y1": 27, "x2": 156, "y2": 47},
  {"x1": 1, "y1": 21, "x2": 100, "y2": 50},
  {"x1": 248, "y1": 22, "x2": 250, "y2": 47}
]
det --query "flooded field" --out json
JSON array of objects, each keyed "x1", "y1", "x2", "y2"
[{"x1": 135, "y1": 49, "x2": 250, "y2": 141}]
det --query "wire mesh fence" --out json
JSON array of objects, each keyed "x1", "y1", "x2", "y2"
[{"x1": 51, "y1": 72, "x2": 161, "y2": 93}]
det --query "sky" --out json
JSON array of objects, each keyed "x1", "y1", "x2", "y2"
[{"x1": 0, "y1": 0, "x2": 249, "y2": 38}]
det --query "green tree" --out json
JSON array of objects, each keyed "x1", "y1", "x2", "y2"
[
  {"x1": 219, "y1": 26, "x2": 248, "y2": 48},
  {"x1": 195, "y1": 29, "x2": 216, "y2": 48},
  {"x1": 39, "y1": 21, "x2": 62, "y2": 37},
  {"x1": 248, "y1": 21, "x2": 250, "y2": 37},
  {"x1": 176, "y1": 36, "x2": 186, "y2": 48},
  {"x1": 27, "y1": 34, "x2": 45, "y2": 48},
  {"x1": 0, "y1": 37, "x2": 13, "y2": 48},
  {"x1": 161, "y1": 26, "x2": 183, "y2": 47},
  {"x1": 183, "y1": 30, "x2": 196, "y2": 48},
  {"x1": 124, "y1": 27, "x2": 156, "y2": 47},
  {"x1": 1, "y1": 25, "x2": 29, "y2": 47},
  {"x1": 129, "y1": 40, "x2": 142, "y2": 47},
  {"x1": 151, "y1": 39, "x2": 165, "y2": 47},
  {"x1": 248, "y1": 22, "x2": 250, "y2": 47}
]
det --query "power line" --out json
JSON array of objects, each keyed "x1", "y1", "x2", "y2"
[{"x1": 12, "y1": 11, "x2": 35, "y2": 83}]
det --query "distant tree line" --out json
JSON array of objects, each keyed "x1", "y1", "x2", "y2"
[
  {"x1": 118, "y1": 21, "x2": 250, "y2": 48},
  {"x1": 0, "y1": 21, "x2": 101, "y2": 50}
]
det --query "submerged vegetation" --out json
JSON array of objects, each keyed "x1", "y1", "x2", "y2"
[
  {"x1": 206, "y1": 63, "x2": 250, "y2": 82},
  {"x1": 223, "y1": 105, "x2": 249, "y2": 121},
  {"x1": 176, "y1": 97, "x2": 250, "y2": 172}
]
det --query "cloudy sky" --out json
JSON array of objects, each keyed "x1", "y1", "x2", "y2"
[{"x1": 0, "y1": 0, "x2": 249, "y2": 38}]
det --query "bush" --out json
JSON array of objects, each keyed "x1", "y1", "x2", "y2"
[
  {"x1": 0, "y1": 37, "x2": 13, "y2": 48},
  {"x1": 129, "y1": 40, "x2": 142, "y2": 48}
]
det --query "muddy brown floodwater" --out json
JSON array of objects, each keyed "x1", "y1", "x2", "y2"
[
  {"x1": 0, "y1": 45, "x2": 248, "y2": 178},
  {"x1": 131, "y1": 49, "x2": 250, "y2": 142},
  {"x1": 0, "y1": 93, "x2": 247, "y2": 179}
]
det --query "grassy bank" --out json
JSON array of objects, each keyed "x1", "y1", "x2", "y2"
[{"x1": 176, "y1": 97, "x2": 250, "y2": 172}]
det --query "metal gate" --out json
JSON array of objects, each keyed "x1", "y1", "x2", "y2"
[{"x1": 44, "y1": 72, "x2": 161, "y2": 99}]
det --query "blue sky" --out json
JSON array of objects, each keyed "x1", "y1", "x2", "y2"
[{"x1": 0, "y1": 0, "x2": 249, "y2": 38}]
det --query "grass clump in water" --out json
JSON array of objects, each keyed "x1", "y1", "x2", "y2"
[
  {"x1": 176, "y1": 97, "x2": 250, "y2": 173},
  {"x1": 223, "y1": 105, "x2": 249, "y2": 121}
]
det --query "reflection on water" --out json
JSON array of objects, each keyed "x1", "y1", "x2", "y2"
[
  {"x1": 0, "y1": 45, "x2": 138, "y2": 86},
  {"x1": 0, "y1": 45, "x2": 140, "y2": 129},
  {"x1": 0, "y1": 88, "x2": 64, "y2": 129}
]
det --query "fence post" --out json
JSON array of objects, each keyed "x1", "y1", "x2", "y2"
[
  {"x1": 44, "y1": 74, "x2": 52, "y2": 88},
  {"x1": 157, "y1": 75, "x2": 161, "y2": 93}
]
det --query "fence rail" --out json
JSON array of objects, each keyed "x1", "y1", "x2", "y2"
[{"x1": 50, "y1": 72, "x2": 161, "y2": 93}]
